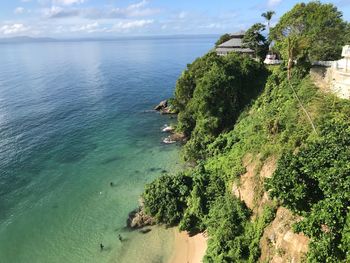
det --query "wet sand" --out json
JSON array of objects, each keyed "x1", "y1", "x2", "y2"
[{"x1": 169, "y1": 229, "x2": 207, "y2": 263}]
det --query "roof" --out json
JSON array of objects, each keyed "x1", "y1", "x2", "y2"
[
  {"x1": 216, "y1": 30, "x2": 254, "y2": 54},
  {"x1": 230, "y1": 30, "x2": 246, "y2": 37},
  {"x1": 216, "y1": 47, "x2": 254, "y2": 54},
  {"x1": 218, "y1": 38, "x2": 244, "y2": 48}
]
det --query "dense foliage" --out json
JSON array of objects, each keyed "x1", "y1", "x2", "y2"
[
  {"x1": 271, "y1": 1, "x2": 349, "y2": 61},
  {"x1": 143, "y1": 172, "x2": 193, "y2": 225},
  {"x1": 173, "y1": 52, "x2": 268, "y2": 161},
  {"x1": 142, "y1": 2, "x2": 350, "y2": 262},
  {"x1": 242, "y1": 23, "x2": 269, "y2": 60},
  {"x1": 144, "y1": 61, "x2": 350, "y2": 261},
  {"x1": 205, "y1": 200, "x2": 276, "y2": 263},
  {"x1": 266, "y1": 115, "x2": 350, "y2": 262}
]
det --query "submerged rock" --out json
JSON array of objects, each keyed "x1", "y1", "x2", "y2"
[
  {"x1": 163, "y1": 132, "x2": 186, "y2": 144},
  {"x1": 139, "y1": 228, "x2": 152, "y2": 234},
  {"x1": 127, "y1": 204, "x2": 155, "y2": 229},
  {"x1": 163, "y1": 137, "x2": 176, "y2": 144}
]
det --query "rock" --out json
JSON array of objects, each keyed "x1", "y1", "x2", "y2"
[
  {"x1": 163, "y1": 132, "x2": 186, "y2": 144},
  {"x1": 154, "y1": 100, "x2": 168, "y2": 111},
  {"x1": 127, "y1": 207, "x2": 155, "y2": 229},
  {"x1": 139, "y1": 228, "x2": 152, "y2": 234},
  {"x1": 162, "y1": 125, "x2": 174, "y2": 132},
  {"x1": 163, "y1": 137, "x2": 176, "y2": 144}
]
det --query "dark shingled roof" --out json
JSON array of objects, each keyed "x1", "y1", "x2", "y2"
[
  {"x1": 216, "y1": 31, "x2": 254, "y2": 54},
  {"x1": 218, "y1": 38, "x2": 244, "y2": 48},
  {"x1": 216, "y1": 47, "x2": 254, "y2": 54}
]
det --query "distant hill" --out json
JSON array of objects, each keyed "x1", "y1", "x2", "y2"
[{"x1": 0, "y1": 36, "x2": 57, "y2": 43}]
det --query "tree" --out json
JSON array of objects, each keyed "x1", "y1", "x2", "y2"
[
  {"x1": 204, "y1": 194, "x2": 251, "y2": 262},
  {"x1": 345, "y1": 23, "x2": 350, "y2": 43},
  {"x1": 266, "y1": 115, "x2": 350, "y2": 262},
  {"x1": 271, "y1": 1, "x2": 348, "y2": 62},
  {"x1": 261, "y1": 11, "x2": 275, "y2": 33},
  {"x1": 285, "y1": 35, "x2": 309, "y2": 79},
  {"x1": 242, "y1": 23, "x2": 269, "y2": 60},
  {"x1": 176, "y1": 53, "x2": 268, "y2": 161},
  {"x1": 143, "y1": 173, "x2": 193, "y2": 225}
]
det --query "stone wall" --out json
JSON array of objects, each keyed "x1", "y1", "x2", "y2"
[{"x1": 310, "y1": 64, "x2": 350, "y2": 99}]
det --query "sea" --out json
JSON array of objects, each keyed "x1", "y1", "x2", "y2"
[{"x1": 0, "y1": 36, "x2": 216, "y2": 263}]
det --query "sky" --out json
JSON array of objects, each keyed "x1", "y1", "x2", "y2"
[{"x1": 0, "y1": 0, "x2": 349, "y2": 38}]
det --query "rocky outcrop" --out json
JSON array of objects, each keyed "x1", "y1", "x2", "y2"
[
  {"x1": 232, "y1": 153, "x2": 309, "y2": 261},
  {"x1": 127, "y1": 206, "x2": 155, "y2": 229},
  {"x1": 154, "y1": 100, "x2": 168, "y2": 111},
  {"x1": 154, "y1": 100, "x2": 176, "y2": 114},
  {"x1": 232, "y1": 154, "x2": 277, "y2": 216},
  {"x1": 259, "y1": 207, "x2": 309, "y2": 263},
  {"x1": 163, "y1": 132, "x2": 186, "y2": 144}
]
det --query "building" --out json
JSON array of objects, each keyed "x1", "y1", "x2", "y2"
[
  {"x1": 216, "y1": 31, "x2": 254, "y2": 56},
  {"x1": 312, "y1": 45, "x2": 350, "y2": 99},
  {"x1": 330, "y1": 45, "x2": 350, "y2": 99},
  {"x1": 264, "y1": 53, "x2": 282, "y2": 65}
]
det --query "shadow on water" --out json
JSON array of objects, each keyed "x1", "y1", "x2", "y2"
[
  {"x1": 100, "y1": 155, "x2": 123, "y2": 165},
  {"x1": 54, "y1": 142, "x2": 97, "y2": 164}
]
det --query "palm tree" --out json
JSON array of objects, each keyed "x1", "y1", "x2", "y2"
[{"x1": 261, "y1": 11, "x2": 275, "y2": 33}]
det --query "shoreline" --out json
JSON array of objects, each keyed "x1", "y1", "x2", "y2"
[{"x1": 169, "y1": 229, "x2": 207, "y2": 263}]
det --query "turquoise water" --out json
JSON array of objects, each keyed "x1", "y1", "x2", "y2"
[{"x1": 0, "y1": 37, "x2": 215, "y2": 263}]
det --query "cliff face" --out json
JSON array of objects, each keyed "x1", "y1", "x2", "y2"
[
  {"x1": 232, "y1": 153, "x2": 310, "y2": 262},
  {"x1": 260, "y1": 207, "x2": 309, "y2": 263},
  {"x1": 143, "y1": 59, "x2": 350, "y2": 262},
  {"x1": 202, "y1": 65, "x2": 350, "y2": 261}
]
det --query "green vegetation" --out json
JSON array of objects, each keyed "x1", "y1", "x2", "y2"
[
  {"x1": 261, "y1": 11, "x2": 275, "y2": 33},
  {"x1": 173, "y1": 53, "x2": 268, "y2": 161},
  {"x1": 271, "y1": 1, "x2": 349, "y2": 62},
  {"x1": 266, "y1": 115, "x2": 350, "y2": 262},
  {"x1": 142, "y1": 1, "x2": 350, "y2": 262},
  {"x1": 242, "y1": 23, "x2": 269, "y2": 60},
  {"x1": 143, "y1": 172, "x2": 193, "y2": 225}
]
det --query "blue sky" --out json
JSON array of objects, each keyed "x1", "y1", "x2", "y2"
[{"x1": 0, "y1": 0, "x2": 349, "y2": 38}]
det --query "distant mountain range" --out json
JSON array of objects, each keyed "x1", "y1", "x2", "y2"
[
  {"x1": 0, "y1": 36, "x2": 57, "y2": 43},
  {"x1": 0, "y1": 34, "x2": 219, "y2": 44}
]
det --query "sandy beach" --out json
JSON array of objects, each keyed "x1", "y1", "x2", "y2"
[{"x1": 169, "y1": 229, "x2": 207, "y2": 263}]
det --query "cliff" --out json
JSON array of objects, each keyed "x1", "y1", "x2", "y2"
[{"x1": 142, "y1": 58, "x2": 350, "y2": 262}]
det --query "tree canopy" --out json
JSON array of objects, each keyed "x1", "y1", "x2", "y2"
[
  {"x1": 270, "y1": 1, "x2": 348, "y2": 61},
  {"x1": 242, "y1": 23, "x2": 269, "y2": 60},
  {"x1": 261, "y1": 10, "x2": 275, "y2": 32},
  {"x1": 173, "y1": 52, "x2": 268, "y2": 161},
  {"x1": 266, "y1": 115, "x2": 350, "y2": 262}
]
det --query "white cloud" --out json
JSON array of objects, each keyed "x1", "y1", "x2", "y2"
[
  {"x1": 178, "y1": 11, "x2": 187, "y2": 19},
  {"x1": 267, "y1": 0, "x2": 282, "y2": 7},
  {"x1": 128, "y1": 0, "x2": 148, "y2": 10},
  {"x1": 112, "y1": 19, "x2": 153, "y2": 30},
  {"x1": 53, "y1": 0, "x2": 85, "y2": 6},
  {"x1": 70, "y1": 22, "x2": 101, "y2": 33},
  {"x1": 43, "y1": 0, "x2": 159, "y2": 20},
  {"x1": 0, "y1": 23, "x2": 30, "y2": 35},
  {"x1": 14, "y1": 7, "x2": 25, "y2": 14},
  {"x1": 21, "y1": 0, "x2": 31, "y2": 2},
  {"x1": 108, "y1": 0, "x2": 160, "y2": 19},
  {"x1": 43, "y1": 6, "x2": 79, "y2": 18},
  {"x1": 201, "y1": 23, "x2": 225, "y2": 29}
]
